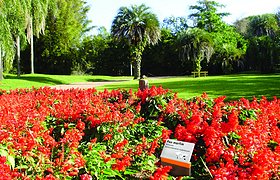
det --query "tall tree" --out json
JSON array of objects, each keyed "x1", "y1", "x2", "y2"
[
  {"x1": 0, "y1": 0, "x2": 28, "y2": 76},
  {"x1": 73, "y1": 27, "x2": 111, "y2": 74},
  {"x1": 35, "y1": 0, "x2": 91, "y2": 74},
  {"x1": 189, "y1": 0, "x2": 247, "y2": 73},
  {"x1": 26, "y1": 0, "x2": 56, "y2": 74},
  {"x1": 189, "y1": 0, "x2": 229, "y2": 32},
  {"x1": 236, "y1": 14, "x2": 279, "y2": 72},
  {"x1": 177, "y1": 28, "x2": 214, "y2": 73},
  {"x1": 142, "y1": 29, "x2": 184, "y2": 76},
  {"x1": 0, "y1": 0, "x2": 55, "y2": 77},
  {"x1": 9, "y1": 0, "x2": 27, "y2": 76},
  {"x1": 212, "y1": 27, "x2": 247, "y2": 73},
  {"x1": 0, "y1": 1, "x2": 14, "y2": 79},
  {"x1": 111, "y1": 4, "x2": 161, "y2": 79}
]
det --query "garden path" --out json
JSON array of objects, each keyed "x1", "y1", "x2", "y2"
[
  {"x1": 50, "y1": 76, "x2": 173, "y2": 90},
  {"x1": 50, "y1": 81, "x2": 125, "y2": 90}
]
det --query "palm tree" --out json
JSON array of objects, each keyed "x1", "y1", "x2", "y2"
[
  {"x1": 111, "y1": 4, "x2": 161, "y2": 79},
  {"x1": 177, "y1": 28, "x2": 214, "y2": 73}
]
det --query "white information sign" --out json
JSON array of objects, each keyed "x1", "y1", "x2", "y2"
[{"x1": 160, "y1": 139, "x2": 195, "y2": 163}]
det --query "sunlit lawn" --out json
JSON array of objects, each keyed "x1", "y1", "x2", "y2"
[
  {"x1": 0, "y1": 74, "x2": 131, "y2": 90},
  {"x1": 95, "y1": 74, "x2": 280, "y2": 101},
  {"x1": 0, "y1": 73, "x2": 280, "y2": 101}
]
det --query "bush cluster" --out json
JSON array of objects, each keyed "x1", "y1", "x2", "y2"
[{"x1": 0, "y1": 87, "x2": 279, "y2": 179}]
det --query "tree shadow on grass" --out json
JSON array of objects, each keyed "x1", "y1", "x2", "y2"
[
  {"x1": 86, "y1": 79, "x2": 112, "y2": 82},
  {"x1": 99, "y1": 74, "x2": 280, "y2": 101},
  {"x1": 86, "y1": 79, "x2": 129, "y2": 82},
  {"x1": 4, "y1": 75, "x2": 64, "y2": 85},
  {"x1": 4, "y1": 75, "x2": 132, "y2": 87},
  {"x1": 152, "y1": 75, "x2": 280, "y2": 101}
]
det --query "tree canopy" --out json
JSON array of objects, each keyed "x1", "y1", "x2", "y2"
[
  {"x1": 189, "y1": 0, "x2": 229, "y2": 32},
  {"x1": 235, "y1": 14, "x2": 280, "y2": 72},
  {"x1": 30, "y1": 0, "x2": 91, "y2": 74},
  {"x1": 188, "y1": 0, "x2": 247, "y2": 73},
  {"x1": 178, "y1": 28, "x2": 214, "y2": 72},
  {"x1": 111, "y1": 4, "x2": 161, "y2": 79},
  {"x1": 1, "y1": 0, "x2": 279, "y2": 77}
]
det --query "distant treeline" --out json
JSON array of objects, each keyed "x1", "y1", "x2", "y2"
[{"x1": 1, "y1": 0, "x2": 279, "y2": 77}]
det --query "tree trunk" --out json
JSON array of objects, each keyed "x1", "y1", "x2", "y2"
[
  {"x1": 195, "y1": 55, "x2": 202, "y2": 73},
  {"x1": 133, "y1": 59, "x2": 141, "y2": 80},
  {"x1": 17, "y1": 36, "x2": 21, "y2": 77},
  {"x1": 31, "y1": 17, "x2": 34, "y2": 74},
  {"x1": 270, "y1": 48, "x2": 273, "y2": 72},
  {"x1": 0, "y1": 46, "x2": 3, "y2": 80},
  {"x1": 130, "y1": 63, "x2": 133, "y2": 76}
]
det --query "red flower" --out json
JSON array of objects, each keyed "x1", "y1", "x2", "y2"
[
  {"x1": 161, "y1": 129, "x2": 172, "y2": 143},
  {"x1": 76, "y1": 120, "x2": 85, "y2": 131},
  {"x1": 43, "y1": 174, "x2": 57, "y2": 180},
  {"x1": 90, "y1": 138, "x2": 97, "y2": 144},
  {"x1": 114, "y1": 139, "x2": 128, "y2": 151},
  {"x1": 112, "y1": 155, "x2": 132, "y2": 171},
  {"x1": 80, "y1": 174, "x2": 92, "y2": 180},
  {"x1": 150, "y1": 166, "x2": 172, "y2": 180},
  {"x1": 221, "y1": 110, "x2": 239, "y2": 133},
  {"x1": 149, "y1": 138, "x2": 159, "y2": 155},
  {"x1": 103, "y1": 134, "x2": 112, "y2": 141}
]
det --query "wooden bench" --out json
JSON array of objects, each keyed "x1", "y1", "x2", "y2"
[{"x1": 191, "y1": 71, "x2": 208, "y2": 78}]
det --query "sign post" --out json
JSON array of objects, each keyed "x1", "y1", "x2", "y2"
[
  {"x1": 139, "y1": 78, "x2": 149, "y2": 90},
  {"x1": 160, "y1": 139, "x2": 195, "y2": 176}
]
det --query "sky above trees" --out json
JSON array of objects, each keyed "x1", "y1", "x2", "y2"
[{"x1": 86, "y1": 0, "x2": 279, "y2": 35}]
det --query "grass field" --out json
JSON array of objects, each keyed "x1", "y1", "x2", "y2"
[
  {"x1": 0, "y1": 74, "x2": 131, "y2": 90},
  {"x1": 95, "y1": 74, "x2": 280, "y2": 101},
  {"x1": 1, "y1": 73, "x2": 280, "y2": 101}
]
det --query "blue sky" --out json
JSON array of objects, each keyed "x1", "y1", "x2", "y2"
[{"x1": 85, "y1": 0, "x2": 279, "y2": 34}]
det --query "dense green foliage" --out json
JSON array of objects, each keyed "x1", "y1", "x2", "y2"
[
  {"x1": 0, "y1": 0, "x2": 280, "y2": 77},
  {"x1": 142, "y1": 29, "x2": 183, "y2": 76},
  {"x1": 111, "y1": 4, "x2": 161, "y2": 79},
  {"x1": 0, "y1": 0, "x2": 90, "y2": 76},
  {"x1": 0, "y1": 0, "x2": 28, "y2": 73},
  {"x1": 235, "y1": 14, "x2": 280, "y2": 73},
  {"x1": 30, "y1": 0, "x2": 90, "y2": 74},
  {"x1": 189, "y1": 0, "x2": 247, "y2": 74},
  {"x1": 189, "y1": 0, "x2": 229, "y2": 32},
  {"x1": 177, "y1": 28, "x2": 214, "y2": 72}
]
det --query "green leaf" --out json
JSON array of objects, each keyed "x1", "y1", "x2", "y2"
[
  {"x1": 7, "y1": 155, "x2": 15, "y2": 169},
  {"x1": 268, "y1": 140, "x2": 278, "y2": 151},
  {"x1": 103, "y1": 169, "x2": 120, "y2": 176},
  {"x1": 16, "y1": 164, "x2": 29, "y2": 169},
  {"x1": 0, "y1": 145, "x2": 15, "y2": 169},
  {"x1": 0, "y1": 149, "x2": 8, "y2": 157},
  {"x1": 124, "y1": 169, "x2": 138, "y2": 175}
]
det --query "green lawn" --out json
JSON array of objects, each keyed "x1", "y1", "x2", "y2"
[
  {"x1": 0, "y1": 74, "x2": 131, "y2": 90},
  {"x1": 97, "y1": 74, "x2": 280, "y2": 101},
  {"x1": 1, "y1": 73, "x2": 280, "y2": 101}
]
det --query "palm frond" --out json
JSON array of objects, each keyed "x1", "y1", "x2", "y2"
[{"x1": 111, "y1": 4, "x2": 160, "y2": 46}]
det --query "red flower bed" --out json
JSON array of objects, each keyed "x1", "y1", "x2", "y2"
[{"x1": 0, "y1": 87, "x2": 279, "y2": 179}]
